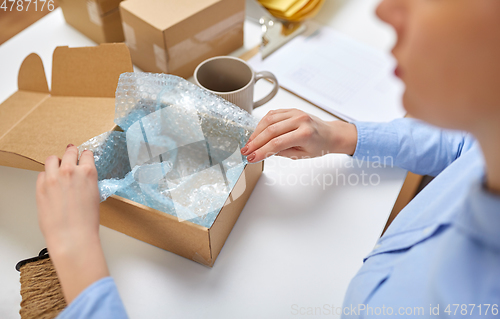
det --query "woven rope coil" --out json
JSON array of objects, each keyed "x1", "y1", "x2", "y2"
[{"x1": 19, "y1": 257, "x2": 66, "y2": 319}]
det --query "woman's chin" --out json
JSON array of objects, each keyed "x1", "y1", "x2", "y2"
[{"x1": 402, "y1": 93, "x2": 437, "y2": 123}]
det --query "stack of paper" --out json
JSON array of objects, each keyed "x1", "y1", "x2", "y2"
[
  {"x1": 249, "y1": 26, "x2": 406, "y2": 123},
  {"x1": 258, "y1": 0, "x2": 325, "y2": 22}
]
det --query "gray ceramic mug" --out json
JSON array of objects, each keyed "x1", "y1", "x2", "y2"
[{"x1": 194, "y1": 56, "x2": 279, "y2": 113}]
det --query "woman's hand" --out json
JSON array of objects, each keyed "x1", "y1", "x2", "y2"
[
  {"x1": 37, "y1": 144, "x2": 100, "y2": 248},
  {"x1": 240, "y1": 109, "x2": 358, "y2": 162},
  {"x1": 36, "y1": 144, "x2": 109, "y2": 304}
]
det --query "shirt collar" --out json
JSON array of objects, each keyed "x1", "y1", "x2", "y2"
[{"x1": 455, "y1": 176, "x2": 500, "y2": 253}]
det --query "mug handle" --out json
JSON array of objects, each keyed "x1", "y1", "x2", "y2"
[{"x1": 253, "y1": 71, "x2": 279, "y2": 109}]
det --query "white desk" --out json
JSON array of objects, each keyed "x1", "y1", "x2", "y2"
[{"x1": 0, "y1": 2, "x2": 406, "y2": 318}]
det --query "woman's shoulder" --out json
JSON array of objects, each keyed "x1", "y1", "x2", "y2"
[{"x1": 423, "y1": 223, "x2": 500, "y2": 309}]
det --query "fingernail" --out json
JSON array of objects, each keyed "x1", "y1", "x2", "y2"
[
  {"x1": 247, "y1": 153, "x2": 256, "y2": 162},
  {"x1": 67, "y1": 143, "x2": 74, "y2": 148},
  {"x1": 241, "y1": 145, "x2": 249, "y2": 155}
]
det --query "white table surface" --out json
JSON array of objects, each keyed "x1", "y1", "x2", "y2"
[{"x1": 0, "y1": 2, "x2": 407, "y2": 318}]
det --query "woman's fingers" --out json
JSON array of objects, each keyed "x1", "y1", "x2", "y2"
[
  {"x1": 242, "y1": 117, "x2": 298, "y2": 156},
  {"x1": 44, "y1": 155, "x2": 61, "y2": 176},
  {"x1": 247, "y1": 109, "x2": 293, "y2": 143},
  {"x1": 78, "y1": 150, "x2": 95, "y2": 167},
  {"x1": 60, "y1": 144, "x2": 78, "y2": 168},
  {"x1": 36, "y1": 172, "x2": 46, "y2": 194},
  {"x1": 247, "y1": 130, "x2": 302, "y2": 163},
  {"x1": 276, "y1": 148, "x2": 308, "y2": 159}
]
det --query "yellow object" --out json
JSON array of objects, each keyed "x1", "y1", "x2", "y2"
[
  {"x1": 258, "y1": 0, "x2": 297, "y2": 12},
  {"x1": 283, "y1": 0, "x2": 309, "y2": 17},
  {"x1": 258, "y1": 0, "x2": 325, "y2": 22}
]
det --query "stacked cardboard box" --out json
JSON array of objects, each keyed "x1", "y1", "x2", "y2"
[
  {"x1": 120, "y1": 0, "x2": 245, "y2": 78},
  {"x1": 59, "y1": 0, "x2": 125, "y2": 43}
]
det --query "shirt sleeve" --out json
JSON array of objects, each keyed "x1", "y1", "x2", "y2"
[
  {"x1": 56, "y1": 277, "x2": 128, "y2": 319},
  {"x1": 352, "y1": 118, "x2": 475, "y2": 176}
]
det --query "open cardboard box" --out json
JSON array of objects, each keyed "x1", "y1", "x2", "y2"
[{"x1": 0, "y1": 44, "x2": 263, "y2": 266}]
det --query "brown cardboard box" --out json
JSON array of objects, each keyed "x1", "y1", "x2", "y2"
[
  {"x1": 0, "y1": 44, "x2": 132, "y2": 169},
  {"x1": 0, "y1": 44, "x2": 263, "y2": 266},
  {"x1": 59, "y1": 0, "x2": 125, "y2": 44},
  {"x1": 120, "y1": 0, "x2": 245, "y2": 78}
]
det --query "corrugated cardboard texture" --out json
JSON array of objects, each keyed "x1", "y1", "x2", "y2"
[
  {"x1": 59, "y1": 0, "x2": 124, "y2": 44},
  {"x1": 0, "y1": 96, "x2": 116, "y2": 163},
  {"x1": 100, "y1": 195, "x2": 212, "y2": 265},
  {"x1": 0, "y1": 150, "x2": 45, "y2": 171},
  {"x1": 0, "y1": 91, "x2": 48, "y2": 139},
  {"x1": 0, "y1": 43, "x2": 133, "y2": 167},
  {"x1": 51, "y1": 45, "x2": 131, "y2": 97}
]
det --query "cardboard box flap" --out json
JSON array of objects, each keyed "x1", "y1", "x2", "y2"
[
  {"x1": 51, "y1": 44, "x2": 133, "y2": 98},
  {"x1": 0, "y1": 44, "x2": 133, "y2": 171},
  {"x1": 18, "y1": 53, "x2": 49, "y2": 94},
  {"x1": 120, "y1": 0, "x2": 219, "y2": 31}
]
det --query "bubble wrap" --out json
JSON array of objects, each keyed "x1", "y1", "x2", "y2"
[
  {"x1": 78, "y1": 73, "x2": 257, "y2": 228},
  {"x1": 115, "y1": 72, "x2": 258, "y2": 132}
]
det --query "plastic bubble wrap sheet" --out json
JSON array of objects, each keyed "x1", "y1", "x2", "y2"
[{"x1": 78, "y1": 73, "x2": 258, "y2": 228}]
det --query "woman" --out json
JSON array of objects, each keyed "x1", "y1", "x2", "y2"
[{"x1": 37, "y1": 0, "x2": 500, "y2": 317}]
